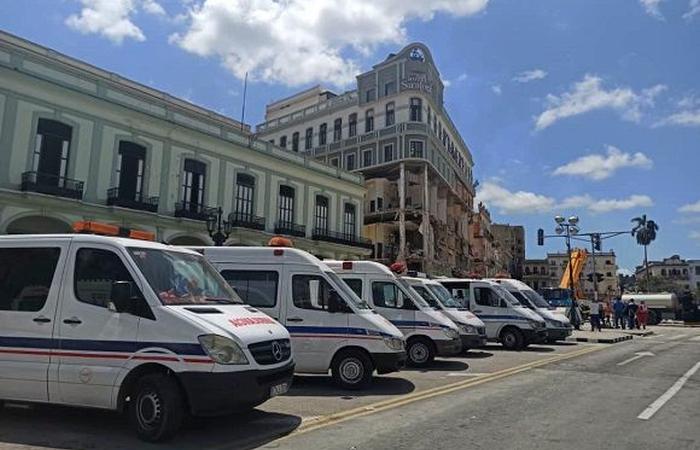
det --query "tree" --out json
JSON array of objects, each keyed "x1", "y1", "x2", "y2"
[{"x1": 631, "y1": 214, "x2": 659, "y2": 289}]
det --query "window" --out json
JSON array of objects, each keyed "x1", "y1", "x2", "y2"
[
  {"x1": 314, "y1": 195, "x2": 329, "y2": 233},
  {"x1": 377, "y1": 197, "x2": 383, "y2": 210},
  {"x1": 372, "y1": 281, "x2": 411, "y2": 309},
  {"x1": 433, "y1": 115, "x2": 437, "y2": 133},
  {"x1": 365, "y1": 88, "x2": 376, "y2": 102},
  {"x1": 412, "y1": 285, "x2": 438, "y2": 308},
  {"x1": 0, "y1": 247, "x2": 61, "y2": 312},
  {"x1": 384, "y1": 81, "x2": 396, "y2": 96},
  {"x1": 370, "y1": 200, "x2": 376, "y2": 212},
  {"x1": 696, "y1": 266, "x2": 700, "y2": 276},
  {"x1": 474, "y1": 287, "x2": 500, "y2": 307},
  {"x1": 74, "y1": 248, "x2": 139, "y2": 308},
  {"x1": 221, "y1": 270, "x2": 278, "y2": 307},
  {"x1": 292, "y1": 274, "x2": 336, "y2": 311},
  {"x1": 410, "y1": 97, "x2": 422, "y2": 122},
  {"x1": 376, "y1": 242, "x2": 384, "y2": 259},
  {"x1": 278, "y1": 185, "x2": 295, "y2": 225},
  {"x1": 333, "y1": 118, "x2": 342, "y2": 142},
  {"x1": 319, "y1": 123, "x2": 327, "y2": 145},
  {"x1": 363, "y1": 149, "x2": 374, "y2": 167},
  {"x1": 427, "y1": 106, "x2": 431, "y2": 126},
  {"x1": 330, "y1": 157, "x2": 339, "y2": 167},
  {"x1": 348, "y1": 113, "x2": 357, "y2": 137},
  {"x1": 268, "y1": 139, "x2": 275, "y2": 145},
  {"x1": 344, "y1": 278, "x2": 363, "y2": 298},
  {"x1": 343, "y1": 203, "x2": 356, "y2": 237},
  {"x1": 116, "y1": 141, "x2": 146, "y2": 201},
  {"x1": 383, "y1": 144, "x2": 394, "y2": 162},
  {"x1": 365, "y1": 109, "x2": 374, "y2": 133},
  {"x1": 346, "y1": 153, "x2": 356, "y2": 170},
  {"x1": 385, "y1": 102, "x2": 395, "y2": 126},
  {"x1": 292, "y1": 132, "x2": 300, "y2": 152},
  {"x1": 33, "y1": 119, "x2": 72, "y2": 186},
  {"x1": 182, "y1": 159, "x2": 206, "y2": 209},
  {"x1": 409, "y1": 141, "x2": 424, "y2": 158},
  {"x1": 234, "y1": 173, "x2": 255, "y2": 217},
  {"x1": 305, "y1": 127, "x2": 313, "y2": 150},
  {"x1": 279, "y1": 135, "x2": 287, "y2": 148}
]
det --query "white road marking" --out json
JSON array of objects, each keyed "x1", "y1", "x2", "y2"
[
  {"x1": 666, "y1": 334, "x2": 689, "y2": 341},
  {"x1": 617, "y1": 352, "x2": 654, "y2": 366},
  {"x1": 689, "y1": 336, "x2": 700, "y2": 342},
  {"x1": 638, "y1": 361, "x2": 700, "y2": 420},
  {"x1": 446, "y1": 372, "x2": 489, "y2": 377}
]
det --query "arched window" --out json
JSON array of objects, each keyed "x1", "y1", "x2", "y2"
[{"x1": 385, "y1": 102, "x2": 395, "y2": 127}]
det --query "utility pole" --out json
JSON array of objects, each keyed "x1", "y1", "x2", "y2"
[{"x1": 590, "y1": 234, "x2": 598, "y2": 302}]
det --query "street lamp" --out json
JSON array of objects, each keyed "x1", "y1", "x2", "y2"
[
  {"x1": 206, "y1": 207, "x2": 232, "y2": 246},
  {"x1": 554, "y1": 215, "x2": 581, "y2": 329}
]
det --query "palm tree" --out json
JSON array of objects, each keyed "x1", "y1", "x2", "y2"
[{"x1": 631, "y1": 214, "x2": 659, "y2": 290}]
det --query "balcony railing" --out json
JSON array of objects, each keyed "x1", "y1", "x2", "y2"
[
  {"x1": 312, "y1": 228, "x2": 373, "y2": 249},
  {"x1": 274, "y1": 221, "x2": 306, "y2": 237},
  {"x1": 20, "y1": 171, "x2": 84, "y2": 200},
  {"x1": 229, "y1": 212, "x2": 266, "y2": 231},
  {"x1": 174, "y1": 201, "x2": 217, "y2": 221},
  {"x1": 107, "y1": 187, "x2": 158, "y2": 212}
]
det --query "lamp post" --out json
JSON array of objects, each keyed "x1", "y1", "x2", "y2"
[
  {"x1": 206, "y1": 207, "x2": 232, "y2": 246},
  {"x1": 554, "y1": 215, "x2": 582, "y2": 330}
]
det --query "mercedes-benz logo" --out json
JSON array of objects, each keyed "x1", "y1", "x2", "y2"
[{"x1": 271, "y1": 341, "x2": 283, "y2": 362}]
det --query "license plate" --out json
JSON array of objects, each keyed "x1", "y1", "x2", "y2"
[{"x1": 270, "y1": 382, "x2": 289, "y2": 397}]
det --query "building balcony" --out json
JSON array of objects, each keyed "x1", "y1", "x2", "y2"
[
  {"x1": 174, "y1": 201, "x2": 217, "y2": 221},
  {"x1": 228, "y1": 212, "x2": 266, "y2": 231},
  {"x1": 107, "y1": 187, "x2": 158, "y2": 213},
  {"x1": 274, "y1": 221, "x2": 306, "y2": 237},
  {"x1": 312, "y1": 228, "x2": 373, "y2": 249},
  {"x1": 21, "y1": 171, "x2": 84, "y2": 200}
]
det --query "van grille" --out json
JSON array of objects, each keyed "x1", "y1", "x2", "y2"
[{"x1": 248, "y1": 339, "x2": 291, "y2": 365}]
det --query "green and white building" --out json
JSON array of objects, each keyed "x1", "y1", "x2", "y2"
[{"x1": 0, "y1": 31, "x2": 370, "y2": 259}]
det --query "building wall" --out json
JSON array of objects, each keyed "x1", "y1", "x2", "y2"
[
  {"x1": 636, "y1": 255, "x2": 693, "y2": 292},
  {"x1": 492, "y1": 223, "x2": 525, "y2": 279},
  {"x1": 0, "y1": 31, "x2": 370, "y2": 259}
]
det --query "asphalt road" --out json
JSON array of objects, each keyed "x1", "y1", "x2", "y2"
[{"x1": 265, "y1": 327, "x2": 700, "y2": 450}]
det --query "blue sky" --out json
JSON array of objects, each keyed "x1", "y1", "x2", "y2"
[{"x1": 1, "y1": 0, "x2": 699, "y2": 272}]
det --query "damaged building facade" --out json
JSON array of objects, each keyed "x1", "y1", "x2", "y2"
[{"x1": 257, "y1": 43, "x2": 476, "y2": 275}]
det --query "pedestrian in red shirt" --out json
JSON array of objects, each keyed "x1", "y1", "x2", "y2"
[{"x1": 636, "y1": 300, "x2": 649, "y2": 330}]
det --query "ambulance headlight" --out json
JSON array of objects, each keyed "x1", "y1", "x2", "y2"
[
  {"x1": 198, "y1": 334, "x2": 248, "y2": 365},
  {"x1": 383, "y1": 336, "x2": 405, "y2": 351},
  {"x1": 459, "y1": 323, "x2": 478, "y2": 334},
  {"x1": 443, "y1": 328, "x2": 460, "y2": 339}
]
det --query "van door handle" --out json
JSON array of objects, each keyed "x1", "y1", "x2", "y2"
[
  {"x1": 287, "y1": 317, "x2": 304, "y2": 322},
  {"x1": 473, "y1": 309, "x2": 483, "y2": 313},
  {"x1": 63, "y1": 317, "x2": 82, "y2": 325},
  {"x1": 33, "y1": 316, "x2": 51, "y2": 323}
]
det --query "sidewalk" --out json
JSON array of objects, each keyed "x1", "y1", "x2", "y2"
[{"x1": 567, "y1": 327, "x2": 638, "y2": 344}]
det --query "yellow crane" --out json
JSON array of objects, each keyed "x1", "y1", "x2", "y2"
[{"x1": 559, "y1": 249, "x2": 588, "y2": 300}]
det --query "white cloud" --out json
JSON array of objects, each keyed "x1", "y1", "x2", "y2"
[
  {"x1": 684, "y1": 0, "x2": 700, "y2": 20},
  {"x1": 679, "y1": 200, "x2": 700, "y2": 214},
  {"x1": 586, "y1": 195, "x2": 653, "y2": 213},
  {"x1": 512, "y1": 69, "x2": 547, "y2": 83},
  {"x1": 654, "y1": 110, "x2": 700, "y2": 127},
  {"x1": 691, "y1": 231, "x2": 700, "y2": 242},
  {"x1": 491, "y1": 85, "x2": 502, "y2": 95},
  {"x1": 552, "y1": 145, "x2": 653, "y2": 181},
  {"x1": 171, "y1": 0, "x2": 489, "y2": 87},
  {"x1": 457, "y1": 73, "x2": 468, "y2": 82},
  {"x1": 476, "y1": 181, "x2": 555, "y2": 214},
  {"x1": 65, "y1": 0, "x2": 165, "y2": 44},
  {"x1": 442, "y1": 78, "x2": 452, "y2": 87},
  {"x1": 534, "y1": 75, "x2": 666, "y2": 130},
  {"x1": 640, "y1": 0, "x2": 665, "y2": 19}
]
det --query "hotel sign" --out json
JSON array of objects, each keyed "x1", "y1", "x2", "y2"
[{"x1": 400, "y1": 73, "x2": 433, "y2": 94}]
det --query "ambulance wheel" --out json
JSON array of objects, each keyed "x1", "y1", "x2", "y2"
[
  {"x1": 129, "y1": 373, "x2": 184, "y2": 442},
  {"x1": 332, "y1": 349, "x2": 374, "y2": 390},
  {"x1": 407, "y1": 337, "x2": 435, "y2": 367},
  {"x1": 500, "y1": 327, "x2": 524, "y2": 351}
]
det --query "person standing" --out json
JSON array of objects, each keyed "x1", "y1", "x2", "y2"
[
  {"x1": 637, "y1": 300, "x2": 649, "y2": 330},
  {"x1": 589, "y1": 300, "x2": 602, "y2": 332},
  {"x1": 627, "y1": 299, "x2": 639, "y2": 330},
  {"x1": 613, "y1": 297, "x2": 625, "y2": 329}
]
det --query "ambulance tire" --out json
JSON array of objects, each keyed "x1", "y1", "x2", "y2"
[
  {"x1": 129, "y1": 373, "x2": 184, "y2": 442},
  {"x1": 331, "y1": 349, "x2": 374, "y2": 390},
  {"x1": 406, "y1": 337, "x2": 435, "y2": 367},
  {"x1": 500, "y1": 327, "x2": 524, "y2": 351}
]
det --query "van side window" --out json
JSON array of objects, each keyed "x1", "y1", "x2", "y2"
[
  {"x1": 74, "y1": 248, "x2": 139, "y2": 308},
  {"x1": 292, "y1": 275, "x2": 334, "y2": 311},
  {"x1": 221, "y1": 270, "x2": 278, "y2": 307},
  {"x1": 412, "y1": 285, "x2": 438, "y2": 308},
  {"x1": 474, "y1": 287, "x2": 499, "y2": 307},
  {"x1": 344, "y1": 278, "x2": 363, "y2": 298},
  {"x1": 0, "y1": 247, "x2": 61, "y2": 312},
  {"x1": 372, "y1": 281, "x2": 403, "y2": 309}
]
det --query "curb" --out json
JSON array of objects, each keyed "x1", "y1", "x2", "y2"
[
  {"x1": 657, "y1": 323, "x2": 700, "y2": 328},
  {"x1": 567, "y1": 335, "x2": 633, "y2": 344}
]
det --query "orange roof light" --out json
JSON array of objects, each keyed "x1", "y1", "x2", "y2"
[
  {"x1": 268, "y1": 236, "x2": 294, "y2": 247},
  {"x1": 72, "y1": 221, "x2": 155, "y2": 241}
]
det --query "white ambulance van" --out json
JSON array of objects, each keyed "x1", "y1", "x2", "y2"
[
  {"x1": 197, "y1": 247, "x2": 406, "y2": 389},
  {"x1": 403, "y1": 277, "x2": 487, "y2": 351},
  {"x1": 325, "y1": 261, "x2": 462, "y2": 367},
  {"x1": 488, "y1": 278, "x2": 572, "y2": 343},
  {"x1": 437, "y1": 278, "x2": 547, "y2": 350},
  {"x1": 0, "y1": 233, "x2": 294, "y2": 442}
]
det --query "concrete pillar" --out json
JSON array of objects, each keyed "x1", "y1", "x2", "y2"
[
  {"x1": 398, "y1": 162, "x2": 406, "y2": 262},
  {"x1": 422, "y1": 163, "x2": 430, "y2": 273}
]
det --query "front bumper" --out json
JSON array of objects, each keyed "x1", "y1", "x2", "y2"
[
  {"x1": 460, "y1": 334, "x2": 488, "y2": 349},
  {"x1": 178, "y1": 361, "x2": 295, "y2": 416},
  {"x1": 435, "y1": 338, "x2": 463, "y2": 356},
  {"x1": 546, "y1": 327, "x2": 573, "y2": 341},
  {"x1": 523, "y1": 328, "x2": 548, "y2": 344},
  {"x1": 373, "y1": 351, "x2": 407, "y2": 374}
]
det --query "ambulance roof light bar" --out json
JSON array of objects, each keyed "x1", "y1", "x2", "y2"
[{"x1": 72, "y1": 221, "x2": 155, "y2": 241}]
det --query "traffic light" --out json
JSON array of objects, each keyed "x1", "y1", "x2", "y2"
[
  {"x1": 537, "y1": 228, "x2": 544, "y2": 246},
  {"x1": 592, "y1": 233, "x2": 601, "y2": 251}
]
